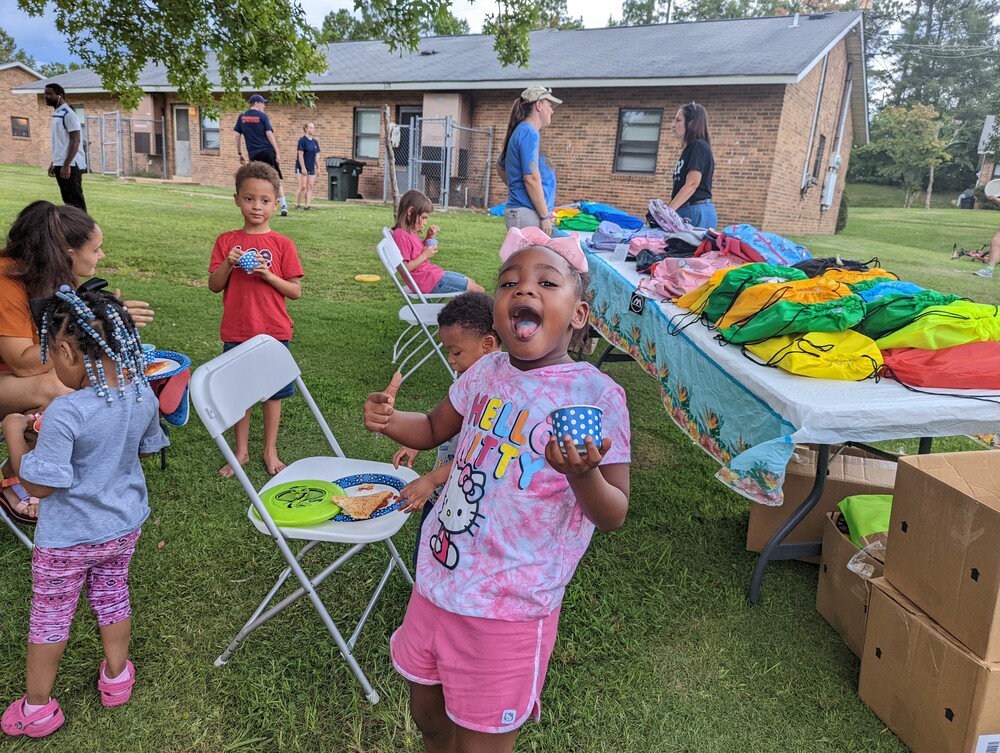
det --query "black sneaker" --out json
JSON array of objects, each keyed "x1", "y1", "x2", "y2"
[{"x1": 280, "y1": 208, "x2": 289, "y2": 217}]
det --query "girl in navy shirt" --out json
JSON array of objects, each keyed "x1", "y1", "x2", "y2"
[{"x1": 295, "y1": 123, "x2": 321, "y2": 210}]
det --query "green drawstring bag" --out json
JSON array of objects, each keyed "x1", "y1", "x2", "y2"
[
  {"x1": 701, "y1": 263, "x2": 808, "y2": 324},
  {"x1": 847, "y1": 278, "x2": 885, "y2": 294},
  {"x1": 837, "y1": 494, "x2": 893, "y2": 548},
  {"x1": 855, "y1": 291, "x2": 963, "y2": 341},
  {"x1": 718, "y1": 295, "x2": 867, "y2": 345},
  {"x1": 874, "y1": 299, "x2": 1000, "y2": 350}
]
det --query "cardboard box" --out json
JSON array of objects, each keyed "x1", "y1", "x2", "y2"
[
  {"x1": 884, "y1": 452, "x2": 1000, "y2": 662},
  {"x1": 859, "y1": 579, "x2": 1000, "y2": 753},
  {"x1": 815, "y1": 511, "x2": 884, "y2": 657},
  {"x1": 746, "y1": 445, "x2": 897, "y2": 563}
]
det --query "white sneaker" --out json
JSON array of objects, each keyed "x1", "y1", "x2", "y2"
[{"x1": 975, "y1": 268, "x2": 994, "y2": 278}]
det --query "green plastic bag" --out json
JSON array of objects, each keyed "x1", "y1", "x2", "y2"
[
  {"x1": 855, "y1": 291, "x2": 963, "y2": 341},
  {"x1": 701, "y1": 263, "x2": 808, "y2": 324},
  {"x1": 837, "y1": 494, "x2": 893, "y2": 548},
  {"x1": 874, "y1": 300, "x2": 1000, "y2": 350},
  {"x1": 718, "y1": 295, "x2": 867, "y2": 345}
]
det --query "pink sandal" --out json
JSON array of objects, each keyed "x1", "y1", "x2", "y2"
[
  {"x1": 1, "y1": 696, "x2": 65, "y2": 738},
  {"x1": 98, "y1": 660, "x2": 135, "y2": 708}
]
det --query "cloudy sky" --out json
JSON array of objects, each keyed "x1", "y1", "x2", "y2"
[{"x1": 2, "y1": 0, "x2": 627, "y2": 66}]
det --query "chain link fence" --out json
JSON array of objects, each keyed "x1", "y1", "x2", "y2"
[
  {"x1": 386, "y1": 116, "x2": 493, "y2": 210},
  {"x1": 85, "y1": 112, "x2": 168, "y2": 178}
]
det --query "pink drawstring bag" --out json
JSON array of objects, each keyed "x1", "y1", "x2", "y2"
[{"x1": 649, "y1": 251, "x2": 739, "y2": 299}]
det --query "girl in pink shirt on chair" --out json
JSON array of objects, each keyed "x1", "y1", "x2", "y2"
[{"x1": 391, "y1": 190, "x2": 484, "y2": 295}]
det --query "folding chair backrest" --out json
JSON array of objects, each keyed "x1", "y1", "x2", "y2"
[
  {"x1": 379, "y1": 228, "x2": 431, "y2": 304},
  {"x1": 191, "y1": 335, "x2": 300, "y2": 437},
  {"x1": 191, "y1": 334, "x2": 345, "y2": 456},
  {"x1": 378, "y1": 239, "x2": 427, "y2": 306}
]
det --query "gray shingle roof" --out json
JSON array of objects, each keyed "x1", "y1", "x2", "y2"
[{"x1": 17, "y1": 11, "x2": 862, "y2": 93}]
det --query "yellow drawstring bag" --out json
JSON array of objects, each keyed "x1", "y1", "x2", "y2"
[
  {"x1": 875, "y1": 300, "x2": 1000, "y2": 351},
  {"x1": 745, "y1": 330, "x2": 883, "y2": 381}
]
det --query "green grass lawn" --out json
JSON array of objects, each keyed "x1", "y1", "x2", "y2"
[
  {"x1": 0, "y1": 165, "x2": 996, "y2": 752},
  {"x1": 844, "y1": 182, "x2": 965, "y2": 210}
]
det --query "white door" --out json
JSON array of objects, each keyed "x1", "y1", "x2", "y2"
[{"x1": 173, "y1": 106, "x2": 191, "y2": 177}]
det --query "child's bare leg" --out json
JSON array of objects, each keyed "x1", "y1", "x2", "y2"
[
  {"x1": 25, "y1": 642, "x2": 66, "y2": 705},
  {"x1": 262, "y1": 399, "x2": 285, "y2": 476},
  {"x1": 455, "y1": 727, "x2": 518, "y2": 753},
  {"x1": 220, "y1": 408, "x2": 252, "y2": 477},
  {"x1": 99, "y1": 618, "x2": 131, "y2": 679},
  {"x1": 410, "y1": 683, "x2": 456, "y2": 753}
]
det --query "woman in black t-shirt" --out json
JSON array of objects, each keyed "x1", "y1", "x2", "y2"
[{"x1": 668, "y1": 102, "x2": 717, "y2": 229}]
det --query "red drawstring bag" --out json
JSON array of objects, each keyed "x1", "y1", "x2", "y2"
[{"x1": 881, "y1": 341, "x2": 1000, "y2": 390}]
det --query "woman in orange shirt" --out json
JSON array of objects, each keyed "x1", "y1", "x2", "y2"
[{"x1": 0, "y1": 201, "x2": 153, "y2": 521}]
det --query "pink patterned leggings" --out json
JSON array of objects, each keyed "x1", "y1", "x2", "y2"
[{"x1": 29, "y1": 529, "x2": 141, "y2": 644}]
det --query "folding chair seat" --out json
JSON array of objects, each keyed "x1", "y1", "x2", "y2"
[
  {"x1": 190, "y1": 335, "x2": 417, "y2": 704},
  {"x1": 376, "y1": 231, "x2": 456, "y2": 383}
]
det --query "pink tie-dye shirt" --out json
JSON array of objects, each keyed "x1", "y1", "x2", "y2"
[{"x1": 415, "y1": 351, "x2": 631, "y2": 621}]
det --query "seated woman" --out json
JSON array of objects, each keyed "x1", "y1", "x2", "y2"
[{"x1": 0, "y1": 200, "x2": 153, "y2": 523}]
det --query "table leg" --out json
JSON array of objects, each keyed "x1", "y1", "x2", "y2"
[
  {"x1": 160, "y1": 419, "x2": 171, "y2": 470},
  {"x1": 747, "y1": 444, "x2": 830, "y2": 605}
]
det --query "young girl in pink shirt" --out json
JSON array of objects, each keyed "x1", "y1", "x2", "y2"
[
  {"x1": 391, "y1": 190, "x2": 484, "y2": 295},
  {"x1": 365, "y1": 226, "x2": 631, "y2": 752}
]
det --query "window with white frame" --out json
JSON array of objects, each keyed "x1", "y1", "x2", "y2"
[
  {"x1": 200, "y1": 109, "x2": 220, "y2": 150},
  {"x1": 614, "y1": 109, "x2": 662, "y2": 174},
  {"x1": 11, "y1": 116, "x2": 30, "y2": 139},
  {"x1": 354, "y1": 108, "x2": 380, "y2": 160}
]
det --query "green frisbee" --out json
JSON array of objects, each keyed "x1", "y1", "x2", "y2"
[{"x1": 254, "y1": 480, "x2": 346, "y2": 526}]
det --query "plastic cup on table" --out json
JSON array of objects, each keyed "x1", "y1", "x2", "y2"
[{"x1": 548, "y1": 405, "x2": 603, "y2": 455}]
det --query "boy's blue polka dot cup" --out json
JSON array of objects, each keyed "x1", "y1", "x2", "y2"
[
  {"x1": 549, "y1": 405, "x2": 603, "y2": 455},
  {"x1": 237, "y1": 250, "x2": 259, "y2": 273}
]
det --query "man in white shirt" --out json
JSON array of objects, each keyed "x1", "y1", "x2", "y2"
[{"x1": 44, "y1": 84, "x2": 87, "y2": 212}]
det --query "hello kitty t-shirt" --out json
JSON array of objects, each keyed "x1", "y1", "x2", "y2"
[{"x1": 416, "y1": 351, "x2": 631, "y2": 621}]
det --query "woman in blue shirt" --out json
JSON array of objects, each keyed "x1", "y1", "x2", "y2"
[
  {"x1": 668, "y1": 102, "x2": 717, "y2": 230},
  {"x1": 295, "y1": 123, "x2": 321, "y2": 210},
  {"x1": 497, "y1": 86, "x2": 561, "y2": 235}
]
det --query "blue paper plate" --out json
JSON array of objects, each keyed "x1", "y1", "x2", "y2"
[
  {"x1": 332, "y1": 473, "x2": 407, "y2": 522},
  {"x1": 145, "y1": 350, "x2": 192, "y2": 381}
]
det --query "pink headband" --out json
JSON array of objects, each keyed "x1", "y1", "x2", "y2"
[{"x1": 498, "y1": 226, "x2": 588, "y2": 274}]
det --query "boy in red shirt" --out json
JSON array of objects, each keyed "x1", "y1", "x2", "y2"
[{"x1": 208, "y1": 162, "x2": 304, "y2": 477}]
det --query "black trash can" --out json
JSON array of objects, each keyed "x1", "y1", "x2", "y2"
[{"x1": 326, "y1": 157, "x2": 365, "y2": 201}]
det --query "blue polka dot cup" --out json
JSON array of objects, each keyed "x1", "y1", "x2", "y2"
[
  {"x1": 549, "y1": 405, "x2": 603, "y2": 455},
  {"x1": 424, "y1": 238, "x2": 438, "y2": 247},
  {"x1": 237, "y1": 250, "x2": 259, "y2": 273},
  {"x1": 141, "y1": 343, "x2": 156, "y2": 365}
]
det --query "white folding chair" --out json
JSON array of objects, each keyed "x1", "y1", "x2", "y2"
[
  {"x1": 190, "y1": 335, "x2": 417, "y2": 704},
  {"x1": 376, "y1": 230, "x2": 457, "y2": 383},
  {"x1": 0, "y1": 496, "x2": 33, "y2": 549}
]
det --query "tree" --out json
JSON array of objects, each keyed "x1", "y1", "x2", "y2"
[
  {"x1": 608, "y1": 0, "x2": 668, "y2": 26},
  {"x1": 0, "y1": 27, "x2": 37, "y2": 68},
  {"x1": 318, "y1": 6, "x2": 469, "y2": 43},
  {"x1": 535, "y1": 0, "x2": 584, "y2": 29},
  {"x1": 854, "y1": 104, "x2": 955, "y2": 208}
]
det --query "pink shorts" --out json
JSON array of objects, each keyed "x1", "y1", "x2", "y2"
[{"x1": 390, "y1": 588, "x2": 561, "y2": 734}]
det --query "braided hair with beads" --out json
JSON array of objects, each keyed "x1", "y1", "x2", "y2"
[{"x1": 39, "y1": 284, "x2": 149, "y2": 403}]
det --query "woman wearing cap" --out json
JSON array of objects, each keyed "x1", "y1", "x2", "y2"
[
  {"x1": 498, "y1": 86, "x2": 562, "y2": 234},
  {"x1": 668, "y1": 102, "x2": 717, "y2": 229}
]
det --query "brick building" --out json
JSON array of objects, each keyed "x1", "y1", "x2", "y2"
[
  {"x1": 0, "y1": 62, "x2": 48, "y2": 169},
  {"x1": 8, "y1": 12, "x2": 868, "y2": 235}
]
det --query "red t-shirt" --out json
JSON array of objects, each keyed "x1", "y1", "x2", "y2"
[
  {"x1": 392, "y1": 227, "x2": 444, "y2": 294},
  {"x1": 209, "y1": 229, "x2": 304, "y2": 343}
]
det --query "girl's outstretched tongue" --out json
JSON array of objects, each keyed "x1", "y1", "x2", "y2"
[{"x1": 513, "y1": 308, "x2": 541, "y2": 339}]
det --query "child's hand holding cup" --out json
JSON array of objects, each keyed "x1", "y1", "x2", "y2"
[
  {"x1": 549, "y1": 405, "x2": 603, "y2": 456},
  {"x1": 423, "y1": 237, "x2": 438, "y2": 258}
]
